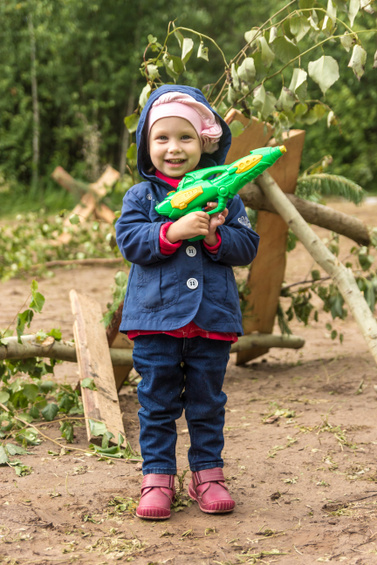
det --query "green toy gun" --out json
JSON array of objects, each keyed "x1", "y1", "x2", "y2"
[{"x1": 155, "y1": 145, "x2": 287, "y2": 240}]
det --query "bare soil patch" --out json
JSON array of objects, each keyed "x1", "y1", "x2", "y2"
[{"x1": 1, "y1": 199, "x2": 377, "y2": 565}]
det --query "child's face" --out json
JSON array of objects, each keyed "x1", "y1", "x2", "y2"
[{"x1": 149, "y1": 116, "x2": 202, "y2": 178}]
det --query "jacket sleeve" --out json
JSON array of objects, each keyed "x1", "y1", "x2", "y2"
[
  {"x1": 203, "y1": 195, "x2": 260, "y2": 266},
  {"x1": 115, "y1": 185, "x2": 169, "y2": 266}
]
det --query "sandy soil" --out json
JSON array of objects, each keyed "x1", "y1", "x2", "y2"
[{"x1": 1, "y1": 199, "x2": 377, "y2": 565}]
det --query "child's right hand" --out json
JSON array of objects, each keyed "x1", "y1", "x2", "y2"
[{"x1": 165, "y1": 211, "x2": 210, "y2": 242}]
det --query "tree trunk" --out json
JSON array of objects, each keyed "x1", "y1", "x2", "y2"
[
  {"x1": 28, "y1": 10, "x2": 40, "y2": 191},
  {"x1": 259, "y1": 172, "x2": 377, "y2": 365}
]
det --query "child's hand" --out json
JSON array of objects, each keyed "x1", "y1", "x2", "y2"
[
  {"x1": 166, "y1": 211, "x2": 211, "y2": 242},
  {"x1": 204, "y1": 202, "x2": 228, "y2": 246}
]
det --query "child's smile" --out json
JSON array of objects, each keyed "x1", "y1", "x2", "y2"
[{"x1": 149, "y1": 116, "x2": 202, "y2": 178}]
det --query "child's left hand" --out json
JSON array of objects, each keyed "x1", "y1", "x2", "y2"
[{"x1": 204, "y1": 202, "x2": 228, "y2": 246}]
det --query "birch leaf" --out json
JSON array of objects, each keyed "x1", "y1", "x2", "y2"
[
  {"x1": 237, "y1": 57, "x2": 256, "y2": 84},
  {"x1": 348, "y1": 44, "x2": 367, "y2": 79},
  {"x1": 348, "y1": 0, "x2": 360, "y2": 25},
  {"x1": 308, "y1": 55, "x2": 340, "y2": 94},
  {"x1": 181, "y1": 37, "x2": 194, "y2": 64},
  {"x1": 289, "y1": 68, "x2": 308, "y2": 100},
  {"x1": 244, "y1": 28, "x2": 259, "y2": 46},
  {"x1": 340, "y1": 33, "x2": 355, "y2": 52},
  {"x1": 257, "y1": 37, "x2": 275, "y2": 67}
]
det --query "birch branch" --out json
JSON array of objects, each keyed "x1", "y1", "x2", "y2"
[
  {"x1": 0, "y1": 333, "x2": 304, "y2": 365},
  {"x1": 259, "y1": 172, "x2": 377, "y2": 365}
]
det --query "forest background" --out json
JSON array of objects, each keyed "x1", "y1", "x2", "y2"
[{"x1": 1, "y1": 0, "x2": 377, "y2": 220}]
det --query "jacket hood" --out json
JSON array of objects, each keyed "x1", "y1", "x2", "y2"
[{"x1": 135, "y1": 84, "x2": 232, "y2": 181}]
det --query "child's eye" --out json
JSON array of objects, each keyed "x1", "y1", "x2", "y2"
[{"x1": 181, "y1": 134, "x2": 192, "y2": 140}]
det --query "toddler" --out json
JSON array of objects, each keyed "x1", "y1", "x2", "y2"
[{"x1": 116, "y1": 85, "x2": 260, "y2": 519}]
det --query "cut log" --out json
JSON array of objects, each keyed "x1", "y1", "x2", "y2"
[
  {"x1": 259, "y1": 171, "x2": 377, "y2": 366},
  {"x1": 51, "y1": 164, "x2": 120, "y2": 199},
  {"x1": 240, "y1": 183, "x2": 372, "y2": 246},
  {"x1": 51, "y1": 165, "x2": 120, "y2": 246},
  {"x1": 0, "y1": 332, "x2": 304, "y2": 363},
  {"x1": 70, "y1": 290, "x2": 126, "y2": 445}
]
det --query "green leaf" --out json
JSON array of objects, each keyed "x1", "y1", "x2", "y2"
[
  {"x1": 181, "y1": 37, "x2": 194, "y2": 65},
  {"x1": 0, "y1": 391, "x2": 10, "y2": 404},
  {"x1": 237, "y1": 57, "x2": 256, "y2": 85},
  {"x1": 348, "y1": 0, "x2": 360, "y2": 26},
  {"x1": 231, "y1": 63, "x2": 240, "y2": 91},
  {"x1": 289, "y1": 68, "x2": 308, "y2": 100},
  {"x1": 81, "y1": 377, "x2": 97, "y2": 390},
  {"x1": 252, "y1": 85, "x2": 277, "y2": 120},
  {"x1": 340, "y1": 33, "x2": 355, "y2": 53},
  {"x1": 48, "y1": 328, "x2": 62, "y2": 341},
  {"x1": 126, "y1": 142, "x2": 137, "y2": 165},
  {"x1": 197, "y1": 41, "x2": 209, "y2": 61},
  {"x1": 139, "y1": 84, "x2": 151, "y2": 109},
  {"x1": 89, "y1": 419, "x2": 108, "y2": 437},
  {"x1": 0, "y1": 445, "x2": 8, "y2": 465},
  {"x1": 308, "y1": 55, "x2": 340, "y2": 94},
  {"x1": 272, "y1": 36, "x2": 299, "y2": 64},
  {"x1": 60, "y1": 421, "x2": 74, "y2": 443},
  {"x1": 244, "y1": 28, "x2": 259, "y2": 46},
  {"x1": 30, "y1": 281, "x2": 45, "y2": 313},
  {"x1": 69, "y1": 213, "x2": 80, "y2": 225},
  {"x1": 257, "y1": 36, "x2": 275, "y2": 67},
  {"x1": 41, "y1": 403, "x2": 59, "y2": 422},
  {"x1": 348, "y1": 44, "x2": 367, "y2": 80},
  {"x1": 289, "y1": 15, "x2": 310, "y2": 42},
  {"x1": 229, "y1": 121, "x2": 245, "y2": 138},
  {"x1": 124, "y1": 113, "x2": 139, "y2": 134},
  {"x1": 22, "y1": 383, "x2": 39, "y2": 401},
  {"x1": 5, "y1": 443, "x2": 28, "y2": 456},
  {"x1": 16, "y1": 309, "x2": 34, "y2": 341},
  {"x1": 146, "y1": 64, "x2": 160, "y2": 81},
  {"x1": 277, "y1": 87, "x2": 296, "y2": 111},
  {"x1": 321, "y1": 0, "x2": 337, "y2": 32},
  {"x1": 162, "y1": 53, "x2": 184, "y2": 79}
]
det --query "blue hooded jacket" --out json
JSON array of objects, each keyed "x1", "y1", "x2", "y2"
[{"x1": 116, "y1": 85, "x2": 260, "y2": 335}]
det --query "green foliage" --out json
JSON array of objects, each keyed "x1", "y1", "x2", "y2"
[
  {"x1": 0, "y1": 210, "x2": 123, "y2": 281},
  {"x1": 102, "y1": 270, "x2": 128, "y2": 328},
  {"x1": 279, "y1": 237, "x2": 377, "y2": 341},
  {"x1": 296, "y1": 172, "x2": 365, "y2": 204}
]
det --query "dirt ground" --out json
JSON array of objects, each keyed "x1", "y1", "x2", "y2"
[{"x1": 1, "y1": 199, "x2": 377, "y2": 565}]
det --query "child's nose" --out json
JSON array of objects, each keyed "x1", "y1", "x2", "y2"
[{"x1": 167, "y1": 139, "x2": 182, "y2": 153}]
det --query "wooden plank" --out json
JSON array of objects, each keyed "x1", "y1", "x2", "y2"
[
  {"x1": 224, "y1": 110, "x2": 273, "y2": 163},
  {"x1": 70, "y1": 289, "x2": 126, "y2": 445},
  {"x1": 236, "y1": 129, "x2": 306, "y2": 364}
]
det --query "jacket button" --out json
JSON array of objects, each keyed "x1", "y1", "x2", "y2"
[
  {"x1": 187, "y1": 278, "x2": 198, "y2": 290},
  {"x1": 186, "y1": 245, "x2": 197, "y2": 257}
]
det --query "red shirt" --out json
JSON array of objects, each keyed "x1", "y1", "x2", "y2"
[{"x1": 127, "y1": 171, "x2": 238, "y2": 343}]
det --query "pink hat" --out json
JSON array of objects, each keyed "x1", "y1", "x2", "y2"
[{"x1": 148, "y1": 92, "x2": 223, "y2": 154}]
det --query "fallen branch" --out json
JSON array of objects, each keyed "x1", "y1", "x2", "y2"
[
  {"x1": 259, "y1": 171, "x2": 377, "y2": 365},
  {"x1": 241, "y1": 183, "x2": 374, "y2": 247},
  {"x1": 30, "y1": 257, "x2": 125, "y2": 270},
  {"x1": 0, "y1": 332, "x2": 304, "y2": 365}
]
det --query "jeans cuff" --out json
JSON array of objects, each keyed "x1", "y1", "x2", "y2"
[{"x1": 190, "y1": 461, "x2": 224, "y2": 473}]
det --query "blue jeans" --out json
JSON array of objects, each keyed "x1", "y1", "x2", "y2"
[{"x1": 132, "y1": 334, "x2": 231, "y2": 475}]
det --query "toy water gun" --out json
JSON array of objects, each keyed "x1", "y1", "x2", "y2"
[{"x1": 155, "y1": 145, "x2": 287, "y2": 232}]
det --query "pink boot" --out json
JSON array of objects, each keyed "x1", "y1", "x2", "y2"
[
  {"x1": 136, "y1": 474, "x2": 175, "y2": 520},
  {"x1": 188, "y1": 467, "x2": 235, "y2": 514}
]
